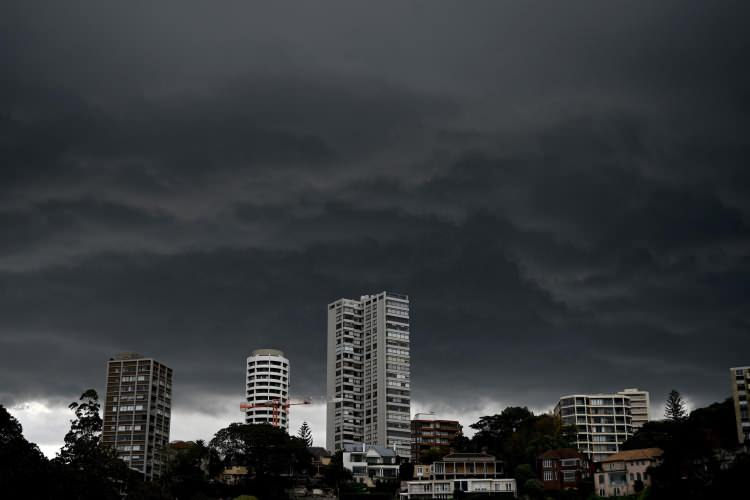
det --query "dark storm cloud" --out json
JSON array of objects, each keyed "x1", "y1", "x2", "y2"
[{"x1": 1, "y1": 0, "x2": 749, "y2": 422}]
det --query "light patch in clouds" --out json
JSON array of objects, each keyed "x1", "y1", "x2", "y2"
[
  {"x1": 12, "y1": 397, "x2": 330, "y2": 457},
  {"x1": 12, "y1": 400, "x2": 70, "y2": 458},
  {"x1": 10, "y1": 395, "x2": 681, "y2": 458}
]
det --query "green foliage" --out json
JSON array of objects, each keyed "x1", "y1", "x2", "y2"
[
  {"x1": 633, "y1": 478, "x2": 644, "y2": 493},
  {"x1": 53, "y1": 389, "x2": 142, "y2": 500},
  {"x1": 400, "y1": 461, "x2": 415, "y2": 480},
  {"x1": 298, "y1": 421, "x2": 313, "y2": 447},
  {"x1": 323, "y1": 449, "x2": 352, "y2": 489},
  {"x1": 514, "y1": 463, "x2": 536, "y2": 492},
  {"x1": 0, "y1": 404, "x2": 51, "y2": 498},
  {"x1": 634, "y1": 397, "x2": 748, "y2": 500},
  {"x1": 161, "y1": 440, "x2": 221, "y2": 499},
  {"x1": 210, "y1": 422, "x2": 310, "y2": 475},
  {"x1": 663, "y1": 389, "x2": 686, "y2": 421},
  {"x1": 209, "y1": 422, "x2": 311, "y2": 498},
  {"x1": 468, "y1": 407, "x2": 573, "y2": 473},
  {"x1": 522, "y1": 478, "x2": 544, "y2": 500},
  {"x1": 420, "y1": 445, "x2": 450, "y2": 464}
]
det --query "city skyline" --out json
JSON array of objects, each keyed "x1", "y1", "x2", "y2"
[{"x1": 2, "y1": 0, "x2": 749, "y2": 460}]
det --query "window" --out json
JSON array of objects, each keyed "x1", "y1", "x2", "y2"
[
  {"x1": 543, "y1": 471, "x2": 555, "y2": 481},
  {"x1": 543, "y1": 459, "x2": 552, "y2": 468},
  {"x1": 563, "y1": 470, "x2": 577, "y2": 483}
]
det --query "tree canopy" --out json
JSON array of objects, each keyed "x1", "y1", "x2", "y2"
[
  {"x1": 297, "y1": 421, "x2": 313, "y2": 447},
  {"x1": 664, "y1": 389, "x2": 687, "y2": 421}
]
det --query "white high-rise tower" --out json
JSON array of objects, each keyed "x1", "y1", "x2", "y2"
[
  {"x1": 245, "y1": 349, "x2": 290, "y2": 430},
  {"x1": 326, "y1": 292, "x2": 411, "y2": 457}
]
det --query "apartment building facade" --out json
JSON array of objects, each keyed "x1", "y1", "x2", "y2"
[
  {"x1": 730, "y1": 366, "x2": 750, "y2": 444},
  {"x1": 326, "y1": 292, "x2": 411, "y2": 456},
  {"x1": 618, "y1": 388, "x2": 650, "y2": 431},
  {"x1": 244, "y1": 348, "x2": 290, "y2": 430},
  {"x1": 411, "y1": 414, "x2": 463, "y2": 463},
  {"x1": 555, "y1": 394, "x2": 634, "y2": 462},
  {"x1": 103, "y1": 353, "x2": 172, "y2": 480}
]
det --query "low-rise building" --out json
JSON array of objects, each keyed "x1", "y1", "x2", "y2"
[
  {"x1": 414, "y1": 463, "x2": 432, "y2": 480},
  {"x1": 537, "y1": 448, "x2": 592, "y2": 491},
  {"x1": 218, "y1": 466, "x2": 248, "y2": 485},
  {"x1": 308, "y1": 447, "x2": 332, "y2": 476},
  {"x1": 411, "y1": 414, "x2": 463, "y2": 463},
  {"x1": 403, "y1": 478, "x2": 516, "y2": 499},
  {"x1": 594, "y1": 448, "x2": 663, "y2": 497},
  {"x1": 342, "y1": 443, "x2": 400, "y2": 485},
  {"x1": 402, "y1": 452, "x2": 516, "y2": 499}
]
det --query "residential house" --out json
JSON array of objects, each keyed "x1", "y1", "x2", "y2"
[
  {"x1": 218, "y1": 466, "x2": 248, "y2": 485},
  {"x1": 342, "y1": 443, "x2": 401, "y2": 486},
  {"x1": 537, "y1": 448, "x2": 592, "y2": 491},
  {"x1": 402, "y1": 452, "x2": 516, "y2": 499},
  {"x1": 308, "y1": 447, "x2": 332, "y2": 476},
  {"x1": 594, "y1": 448, "x2": 663, "y2": 497}
]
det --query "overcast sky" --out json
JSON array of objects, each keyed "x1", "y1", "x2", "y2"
[{"x1": 2, "y1": 1, "x2": 749, "y2": 455}]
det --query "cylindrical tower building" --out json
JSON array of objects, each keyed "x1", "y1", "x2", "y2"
[{"x1": 245, "y1": 348, "x2": 290, "y2": 430}]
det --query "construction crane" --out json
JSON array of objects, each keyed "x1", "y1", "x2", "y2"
[{"x1": 240, "y1": 398, "x2": 311, "y2": 429}]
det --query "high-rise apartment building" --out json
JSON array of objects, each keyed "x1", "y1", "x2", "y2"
[
  {"x1": 326, "y1": 292, "x2": 411, "y2": 457},
  {"x1": 555, "y1": 394, "x2": 634, "y2": 462},
  {"x1": 244, "y1": 349, "x2": 290, "y2": 430},
  {"x1": 730, "y1": 366, "x2": 750, "y2": 444},
  {"x1": 411, "y1": 413, "x2": 463, "y2": 463},
  {"x1": 103, "y1": 353, "x2": 172, "y2": 480},
  {"x1": 618, "y1": 389, "x2": 649, "y2": 431}
]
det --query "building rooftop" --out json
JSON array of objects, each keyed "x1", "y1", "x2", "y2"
[
  {"x1": 112, "y1": 352, "x2": 145, "y2": 360},
  {"x1": 308, "y1": 447, "x2": 332, "y2": 458},
  {"x1": 342, "y1": 443, "x2": 398, "y2": 457},
  {"x1": 538, "y1": 448, "x2": 585, "y2": 460},
  {"x1": 443, "y1": 452, "x2": 497, "y2": 462},
  {"x1": 600, "y1": 448, "x2": 663, "y2": 462},
  {"x1": 251, "y1": 348, "x2": 285, "y2": 357}
]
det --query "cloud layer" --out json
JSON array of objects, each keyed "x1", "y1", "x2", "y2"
[{"x1": 1, "y1": 1, "x2": 749, "y2": 445}]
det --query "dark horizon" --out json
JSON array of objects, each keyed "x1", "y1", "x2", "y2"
[{"x1": 1, "y1": 1, "x2": 749, "y2": 454}]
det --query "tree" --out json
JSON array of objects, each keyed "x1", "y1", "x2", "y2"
[
  {"x1": 399, "y1": 462, "x2": 414, "y2": 481},
  {"x1": 664, "y1": 389, "x2": 687, "y2": 421},
  {"x1": 522, "y1": 478, "x2": 544, "y2": 500},
  {"x1": 323, "y1": 450, "x2": 352, "y2": 494},
  {"x1": 162, "y1": 440, "x2": 222, "y2": 499},
  {"x1": 210, "y1": 423, "x2": 310, "y2": 497},
  {"x1": 0, "y1": 405, "x2": 50, "y2": 498},
  {"x1": 633, "y1": 478, "x2": 645, "y2": 493},
  {"x1": 53, "y1": 389, "x2": 138, "y2": 500},
  {"x1": 513, "y1": 464, "x2": 535, "y2": 493},
  {"x1": 298, "y1": 421, "x2": 313, "y2": 447},
  {"x1": 420, "y1": 446, "x2": 450, "y2": 464},
  {"x1": 58, "y1": 389, "x2": 106, "y2": 464},
  {"x1": 467, "y1": 407, "x2": 572, "y2": 473}
]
